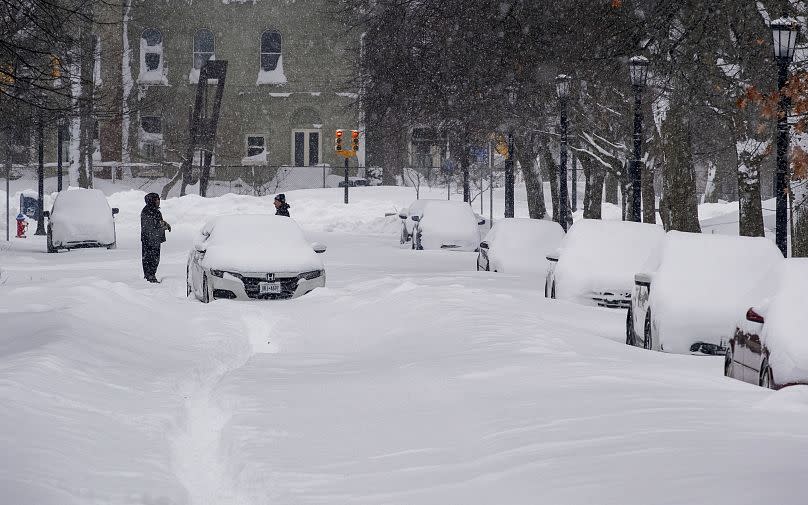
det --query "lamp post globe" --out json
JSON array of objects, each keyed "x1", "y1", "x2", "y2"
[
  {"x1": 771, "y1": 15, "x2": 799, "y2": 257},
  {"x1": 555, "y1": 74, "x2": 571, "y2": 100}
]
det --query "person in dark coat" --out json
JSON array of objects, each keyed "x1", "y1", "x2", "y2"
[
  {"x1": 274, "y1": 194, "x2": 291, "y2": 217},
  {"x1": 140, "y1": 192, "x2": 171, "y2": 282}
]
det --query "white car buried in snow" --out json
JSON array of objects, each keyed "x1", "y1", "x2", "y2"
[
  {"x1": 627, "y1": 232, "x2": 782, "y2": 355},
  {"x1": 545, "y1": 219, "x2": 665, "y2": 308},
  {"x1": 397, "y1": 198, "x2": 441, "y2": 244},
  {"x1": 186, "y1": 215, "x2": 327, "y2": 302},
  {"x1": 44, "y1": 188, "x2": 119, "y2": 253},
  {"x1": 477, "y1": 218, "x2": 564, "y2": 274},
  {"x1": 410, "y1": 200, "x2": 485, "y2": 251}
]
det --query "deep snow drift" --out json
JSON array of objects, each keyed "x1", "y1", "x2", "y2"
[{"x1": 1, "y1": 187, "x2": 808, "y2": 505}]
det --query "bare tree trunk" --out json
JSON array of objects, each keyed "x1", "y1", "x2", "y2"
[
  {"x1": 581, "y1": 156, "x2": 604, "y2": 219},
  {"x1": 659, "y1": 97, "x2": 701, "y2": 233},
  {"x1": 515, "y1": 135, "x2": 546, "y2": 219},
  {"x1": 642, "y1": 156, "x2": 657, "y2": 223},
  {"x1": 792, "y1": 180, "x2": 808, "y2": 257},
  {"x1": 604, "y1": 172, "x2": 619, "y2": 205},
  {"x1": 733, "y1": 120, "x2": 765, "y2": 237}
]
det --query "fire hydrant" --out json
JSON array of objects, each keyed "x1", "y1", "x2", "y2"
[{"x1": 16, "y1": 213, "x2": 28, "y2": 238}]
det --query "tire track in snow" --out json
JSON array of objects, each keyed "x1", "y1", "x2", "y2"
[{"x1": 171, "y1": 307, "x2": 279, "y2": 505}]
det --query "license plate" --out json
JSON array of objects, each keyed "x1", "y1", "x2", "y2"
[{"x1": 259, "y1": 282, "x2": 281, "y2": 294}]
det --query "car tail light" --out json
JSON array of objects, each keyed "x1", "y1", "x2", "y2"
[{"x1": 746, "y1": 308, "x2": 765, "y2": 324}]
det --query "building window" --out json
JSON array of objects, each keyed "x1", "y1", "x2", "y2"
[
  {"x1": 141, "y1": 116, "x2": 162, "y2": 135},
  {"x1": 246, "y1": 135, "x2": 266, "y2": 157},
  {"x1": 292, "y1": 130, "x2": 320, "y2": 167},
  {"x1": 260, "y1": 31, "x2": 281, "y2": 71},
  {"x1": 142, "y1": 28, "x2": 163, "y2": 71},
  {"x1": 139, "y1": 115, "x2": 163, "y2": 160},
  {"x1": 193, "y1": 29, "x2": 215, "y2": 70}
]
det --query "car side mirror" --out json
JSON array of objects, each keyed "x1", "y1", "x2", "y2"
[
  {"x1": 398, "y1": 212, "x2": 408, "y2": 220},
  {"x1": 43, "y1": 211, "x2": 50, "y2": 218},
  {"x1": 411, "y1": 215, "x2": 420, "y2": 222},
  {"x1": 746, "y1": 307, "x2": 765, "y2": 324},
  {"x1": 312, "y1": 242, "x2": 327, "y2": 254},
  {"x1": 194, "y1": 242, "x2": 206, "y2": 253},
  {"x1": 546, "y1": 252, "x2": 559, "y2": 262},
  {"x1": 478, "y1": 218, "x2": 486, "y2": 225},
  {"x1": 112, "y1": 208, "x2": 119, "y2": 215},
  {"x1": 479, "y1": 241, "x2": 489, "y2": 250},
  {"x1": 634, "y1": 272, "x2": 652, "y2": 287}
]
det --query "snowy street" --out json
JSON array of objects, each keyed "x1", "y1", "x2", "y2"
[{"x1": 2, "y1": 188, "x2": 808, "y2": 505}]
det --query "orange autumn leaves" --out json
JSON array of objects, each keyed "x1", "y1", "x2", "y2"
[{"x1": 738, "y1": 72, "x2": 808, "y2": 180}]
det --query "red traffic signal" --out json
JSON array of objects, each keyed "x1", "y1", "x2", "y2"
[
  {"x1": 351, "y1": 130, "x2": 360, "y2": 152},
  {"x1": 335, "y1": 129, "x2": 344, "y2": 151}
]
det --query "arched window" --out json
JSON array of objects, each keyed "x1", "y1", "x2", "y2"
[
  {"x1": 141, "y1": 28, "x2": 163, "y2": 73},
  {"x1": 260, "y1": 30, "x2": 281, "y2": 71},
  {"x1": 193, "y1": 29, "x2": 215, "y2": 70}
]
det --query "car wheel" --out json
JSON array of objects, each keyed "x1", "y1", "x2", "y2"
[
  {"x1": 107, "y1": 241, "x2": 117, "y2": 250},
  {"x1": 46, "y1": 227, "x2": 56, "y2": 253},
  {"x1": 551, "y1": 282, "x2": 556, "y2": 299},
  {"x1": 626, "y1": 308, "x2": 636, "y2": 347},
  {"x1": 759, "y1": 359, "x2": 774, "y2": 389},
  {"x1": 643, "y1": 310, "x2": 653, "y2": 350},
  {"x1": 476, "y1": 258, "x2": 482, "y2": 271},
  {"x1": 201, "y1": 274, "x2": 211, "y2": 304},
  {"x1": 415, "y1": 232, "x2": 423, "y2": 250},
  {"x1": 724, "y1": 346, "x2": 735, "y2": 378}
]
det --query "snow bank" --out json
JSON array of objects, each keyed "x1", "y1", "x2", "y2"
[
  {"x1": 554, "y1": 219, "x2": 665, "y2": 303},
  {"x1": 50, "y1": 189, "x2": 116, "y2": 246},
  {"x1": 417, "y1": 200, "x2": 481, "y2": 251},
  {"x1": 762, "y1": 259, "x2": 808, "y2": 385},
  {"x1": 651, "y1": 231, "x2": 782, "y2": 354},
  {"x1": 485, "y1": 218, "x2": 564, "y2": 275},
  {"x1": 198, "y1": 214, "x2": 323, "y2": 273}
]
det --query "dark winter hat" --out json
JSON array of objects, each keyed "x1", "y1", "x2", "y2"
[
  {"x1": 274, "y1": 194, "x2": 286, "y2": 203},
  {"x1": 145, "y1": 192, "x2": 160, "y2": 205}
]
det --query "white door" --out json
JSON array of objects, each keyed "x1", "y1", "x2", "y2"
[{"x1": 291, "y1": 129, "x2": 321, "y2": 166}]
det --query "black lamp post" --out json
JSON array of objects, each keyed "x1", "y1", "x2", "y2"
[
  {"x1": 504, "y1": 86, "x2": 517, "y2": 218},
  {"x1": 556, "y1": 74, "x2": 571, "y2": 231},
  {"x1": 771, "y1": 16, "x2": 799, "y2": 257},
  {"x1": 629, "y1": 56, "x2": 649, "y2": 223},
  {"x1": 35, "y1": 115, "x2": 46, "y2": 235}
]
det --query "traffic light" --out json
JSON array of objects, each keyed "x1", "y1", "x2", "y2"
[
  {"x1": 351, "y1": 130, "x2": 359, "y2": 152},
  {"x1": 335, "y1": 129, "x2": 343, "y2": 152}
]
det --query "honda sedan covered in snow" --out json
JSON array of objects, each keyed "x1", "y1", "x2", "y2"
[
  {"x1": 410, "y1": 200, "x2": 485, "y2": 251},
  {"x1": 627, "y1": 232, "x2": 782, "y2": 355},
  {"x1": 44, "y1": 188, "x2": 119, "y2": 253},
  {"x1": 187, "y1": 214, "x2": 326, "y2": 302},
  {"x1": 725, "y1": 259, "x2": 808, "y2": 389},
  {"x1": 478, "y1": 218, "x2": 564, "y2": 274},
  {"x1": 545, "y1": 219, "x2": 665, "y2": 308}
]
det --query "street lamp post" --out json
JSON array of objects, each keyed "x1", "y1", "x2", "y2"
[
  {"x1": 556, "y1": 75, "x2": 571, "y2": 231},
  {"x1": 504, "y1": 86, "x2": 517, "y2": 218},
  {"x1": 771, "y1": 16, "x2": 799, "y2": 257},
  {"x1": 35, "y1": 116, "x2": 46, "y2": 235},
  {"x1": 629, "y1": 56, "x2": 649, "y2": 223}
]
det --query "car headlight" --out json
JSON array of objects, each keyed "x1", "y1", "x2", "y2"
[{"x1": 299, "y1": 270, "x2": 324, "y2": 280}]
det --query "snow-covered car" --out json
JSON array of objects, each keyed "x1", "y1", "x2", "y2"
[
  {"x1": 477, "y1": 218, "x2": 564, "y2": 274},
  {"x1": 186, "y1": 214, "x2": 327, "y2": 302},
  {"x1": 43, "y1": 188, "x2": 119, "y2": 253},
  {"x1": 545, "y1": 219, "x2": 665, "y2": 308},
  {"x1": 397, "y1": 199, "x2": 441, "y2": 244},
  {"x1": 627, "y1": 232, "x2": 782, "y2": 355},
  {"x1": 410, "y1": 200, "x2": 485, "y2": 251},
  {"x1": 725, "y1": 259, "x2": 807, "y2": 389}
]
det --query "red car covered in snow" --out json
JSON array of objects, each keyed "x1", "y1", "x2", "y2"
[{"x1": 725, "y1": 259, "x2": 808, "y2": 389}]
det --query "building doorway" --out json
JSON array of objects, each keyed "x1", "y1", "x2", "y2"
[{"x1": 292, "y1": 129, "x2": 320, "y2": 167}]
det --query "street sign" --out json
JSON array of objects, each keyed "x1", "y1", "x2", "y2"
[
  {"x1": 441, "y1": 159, "x2": 456, "y2": 174},
  {"x1": 470, "y1": 146, "x2": 488, "y2": 163}
]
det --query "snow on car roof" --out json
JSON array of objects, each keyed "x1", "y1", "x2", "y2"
[
  {"x1": 199, "y1": 214, "x2": 322, "y2": 273},
  {"x1": 762, "y1": 259, "x2": 808, "y2": 384},
  {"x1": 554, "y1": 219, "x2": 666, "y2": 298},
  {"x1": 54, "y1": 188, "x2": 112, "y2": 211}
]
